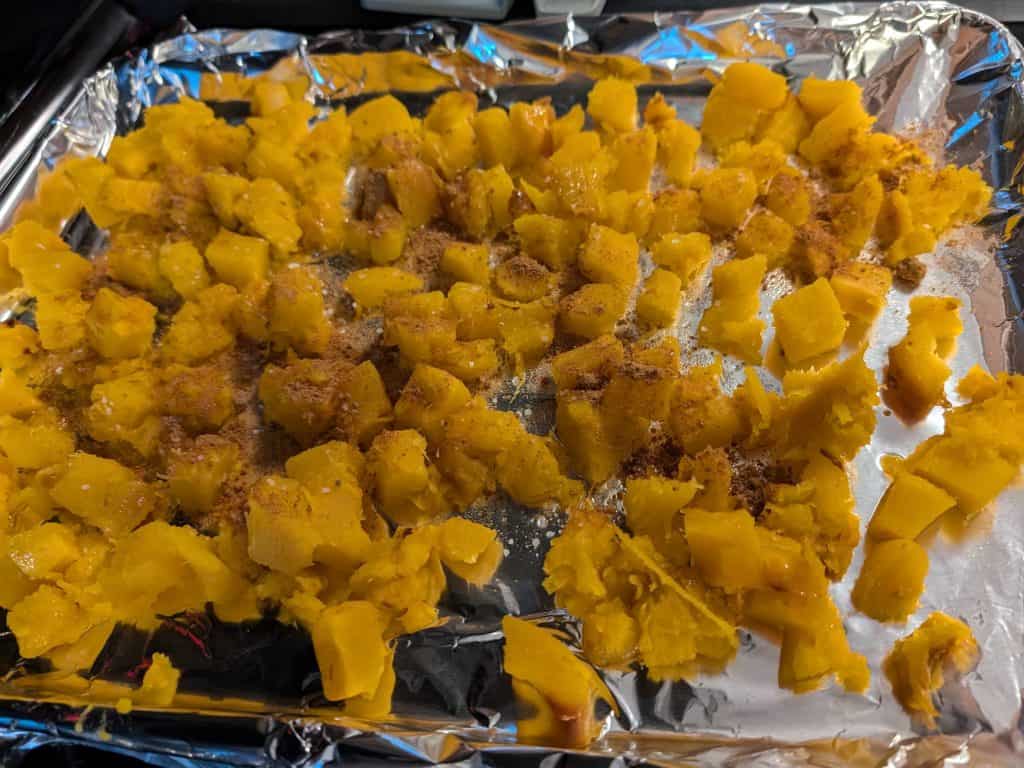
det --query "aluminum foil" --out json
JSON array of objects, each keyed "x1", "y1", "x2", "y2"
[{"x1": 2, "y1": 2, "x2": 1024, "y2": 766}]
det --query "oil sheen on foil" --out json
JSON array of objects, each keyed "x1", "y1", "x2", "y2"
[{"x1": 0, "y1": 3, "x2": 1023, "y2": 766}]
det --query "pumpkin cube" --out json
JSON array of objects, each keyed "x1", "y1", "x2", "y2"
[
  {"x1": 798, "y1": 76, "x2": 862, "y2": 122},
  {"x1": 51, "y1": 452, "x2": 156, "y2": 536},
  {"x1": 85, "y1": 287, "x2": 156, "y2": 360},
  {"x1": 610, "y1": 127, "x2": 657, "y2": 191},
  {"x1": 204, "y1": 228, "x2": 269, "y2": 288},
  {"x1": 167, "y1": 438, "x2": 239, "y2": 515},
  {"x1": 494, "y1": 256, "x2": 551, "y2": 302},
  {"x1": 387, "y1": 158, "x2": 442, "y2": 228},
  {"x1": 764, "y1": 168, "x2": 812, "y2": 227},
  {"x1": 509, "y1": 101, "x2": 554, "y2": 166},
  {"x1": 829, "y1": 174, "x2": 883, "y2": 255},
  {"x1": 347, "y1": 205, "x2": 407, "y2": 265},
  {"x1": 698, "y1": 253, "x2": 766, "y2": 364},
  {"x1": 685, "y1": 508, "x2": 765, "y2": 593},
  {"x1": 559, "y1": 283, "x2": 628, "y2": 339},
  {"x1": 394, "y1": 364, "x2": 471, "y2": 444},
  {"x1": 645, "y1": 189, "x2": 702, "y2": 243},
  {"x1": 162, "y1": 364, "x2": 235, "y2": 434},
  {"x1": 474, "y1": 107, "x2": 518, "y2": 169},
  {"x1": 382, "y1": 291, "x2": 457, "y2": 365},
  {"x1": 651, "y1": 232, "x2": 712, "y2": 284},
  {"x1": 755, "y1": 96, "x2": 810, "y2": 154},
  {"x1": 578, "y1": 224, "x2": 639, "y2": 289},
  {"x1": 337, "y1": 361, "x2": 392, "y2": 447},
  {"x1": 7, "y1": 584, "x2": 93, "y2": 658},
  {"x1": 313, "y1": 601, "x2": 390, "y2": 701},
  {"x1": 267, "y1": 266, "x2": 332, "y2": 356},
  {"x1": 6, "y1": 221, "x2": 91, "y2": 295},
  {"x1": 367, "y1": 429, "x2": 449, "y2": 526},
  {"x1": 722, "y1": 61, "x2": 788, "y2": 111},
  {"x1": 907, "y1": 434, "x2": 1017, "y2": 519},
  {"x1": 246, "y1": 475, "x2": 319, "y2": 573},
  {"x1": 0, "y1": 417, "x2": 74, "y2": 469},
  {"x1": 587, "y1": 77, "x2": 637, "y2": 133},
  {"x1": 851, "y1": 539, "x2": 929, "y2": 622},
  {"x1": 830, "y1": 262, "x2": 892, "y2": 331},
  {"x1": 258, "y1": 358, "x2": 342, "y2": 445},
  {"x1": 513, "y1": 213, "x2": 582, "y2": 271},
  {"x1": 496, "y1": 433, "x2": 582, "y2": 509},
  {"x1": 441, "y1": 242, "x2": 490, "y2": 285},
  {"x1": 799, "y1": 100, "x2": 874, "y2": 167},
  {"x1": 701, "y1": 83, "x2": 761, "y2": 153},
  {"x1": 343, "y1": 266, "x2": 422, "y2": 312},
  {"x1": 349, "y1": 95, "x2": 415, "y2": 153},
  {"x1": 699, "y1": 167, "x2": 758, "y2": 232},
  {"x1": 867, "y1": 473, "x2": 955, "y2": 541},
  {"x1": 555, "y1": 394, "x2": 620, "y2": 484},
  {"x1": 771, "y1": 278, "x2": 848, "y2": 365},
  {"x1": 550, "y1": 334, "x2": 624, "y2": 391},
  {"x1": 636, "y1": 269, "x2": 682, "y2": 329},
  {"x1": 735, "y1": 209, "x2": 794, "y2": 266},
  {"x1": 657, "y1": 119, "x2": 701, "y2": 187},
  {"x1": 8, "y1": 522, "x2": 80, "y2": 580},
  {"x1": 236, "y1": 178, "x2": 302, "y2": 255},
  {"x1": 433, "y1": 338, "x2": 500, "y2": 382},
  {"x1": 158, "y1": 241, "x2": 210, "y2": 300},
  {"x1": 202, "y1": 172, "x2": 249, "y2": 229},
  {"x1": 160, "y1": 285, "x2": 238, "y2": 365}
]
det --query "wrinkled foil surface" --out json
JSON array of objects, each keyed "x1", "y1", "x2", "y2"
[{"x1": 2, "y1": 2, "x2": 1024, "y2": 766}]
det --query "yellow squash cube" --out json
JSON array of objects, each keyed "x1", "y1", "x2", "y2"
[
  {"x1": 586, "y1": 77, "x2": 637, "y2": 133},
  {"x1": 852, "y1": 539, "x2": 929, "y2": 622},
  {"x1": 699, "y1": 167, "x2": 758, "y2": 231},
  {"x1": 559, "y1": 283, "x2": 628, "y2": 339},
  {"x1": 867, "y1": 473, "x2": 955, "y2": 541},
  {"x1": 344, "y1": 266, "x2": 423, "y2": 311},
  {"x1": 698, "y1": 254, "x2": 766, "y2": 364},
  {"x1": 735, "y1": 209, "x2": 794, "y2": 266},
  {"x1": 578, "y1": 224, "x2": 639, "y2": 288},
  {"x1": 441, "y1": 242, "x2": 490, "y2": 285},
  {"x1": 771, "y1": 278, "x2": 848, "y2": 365},
  {"x1": 636, "y1": 269, "x2": 682, "y2": 329},
  {"x1": 204, "y1": 228, "x2": 269, "y2": 288},
  {"x1": 158, "y1": 241, "x2": 210, "y2": 300},
  {"x1": 651, "y1": 232, "x2": 712, "y2": 284},
  {"x1": 85, "y1": 287, "x2": 156, "y2": 360},
  {"x1": 51, "y1": 452, "x2": 156, "y2": 536}
]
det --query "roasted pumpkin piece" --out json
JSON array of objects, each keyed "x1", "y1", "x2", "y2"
[
  {"x1": 204, "y1": 228, "x2": 269, "y2": 289},
  {"x1": 0, "y1": 369, "x2": 40, "y2": 419},
  {"x1": 259, "y1": 358, "x2": 342, "y2": 445},
  {"x1": 558, "y1": 394, "x2": 622, "y2": 485},
  {"x1": 867, "y1": 472, "x2": 956, "y2": 542},
  {"x1": 609, "y1": 127, "x2": 657, "y2": 192},
  {"x1": 8, "y1": 522, "x2": 80, "y2": 580},
  {"x1": 160, "y1": 284, "x2": 239, "y2": 364},
  {"x1": 798, "y1": 76, "x2": 862, "y2": 121},
  {"x1": 245, "y1": 475, "x2": 319, "y2": 573},
  {"x1": 798, "y1": 99, "x2": 874, "y2": 167},
  {"x1": 494, "y1": 256, "x2": 551, "y2": 302},
  {"x1": 685, "y1": 508, "x2": 767, "y2": 593},
  {"x1": 0, "y1": 415, "x2": 75, "y2": 469},
  {"x1": 7, "y1": 584, "x2": 94, "y2": 658},
  {"x1": 764, "y1": 167, "x2": 812, "y2": 227},
  {"x1": 543, "y1": 132, "x2": 612, "y2": 219},
  {"x1": 559, "y1": 283, "x2": 628, "y2": 340},
  {"x1": 474, "y1": 107, "x2": 518, "y2": 170},
  {"x1": 578, "y1": 224, "x2": 639, "y2": 289},
  {"x1": 587, "y1": 77, "x2": 637, "y2": 134},
  {"x1": 776, "y1": 352, "x2": 879, "y2": 463},
  {"x1": 167, "y1": 437, "x2": 239, "y2": 516},
  {"x1": 550, "y1": 334, "x2": 624, "y2": 391},
  {"x1": 83, "y1": 288, "x2": 156, "y2": 360},
  {"x1": 755, "y1": 95, "x2": 811, "y2": 154},
  {"x1": 0, "y1": 325, "x2": 39, "y2": 369},
  {"x1": 346, "y1": 204, "x2": 408, "y2": 265},
  {"x1": 852, "y1": 538, "x2": 929, "y2": 622},
  {"x1": 267, "y1": 265, "x2": 332, "y2": 356},
  {"x1": 437, "y1": 517, "x2": 502, "y2": 584},
  {"x1": 157, "y1": 241, "x2": 210, "y2": 300},
  {"x1": 698, "y1": 253, "x2": 766, "y2": 364},
  {"x1": 637, "y1": 268, "x2": 684, "y2": 328},
  {"x1": 883, "y1": 612, "x2": 978, "y2": 725},
  {"x1": 440, "y1": 242, "x2": 489, "y2": 287},
  {"x1": 235, "y1": 178, "x2": 302, "y2": 256},
  {"x1": 884, "y1": 296, "x2": 963, "y2": 422},
  {"x1": 650, "y1": 231, "x2": 712, "y2": 285},
  {"x1": 719, "y1": 139, "x2": 787, "y2": 193},
  {"x1": 771, "y1": 278, "x2": 848, "y2": 366},
  {"x1": 6, "y1": 220, "x2": 92, "y2": 295},
  {"x1": 830, "y1": 262, "x2": 892, "y2": 337},
  {"x1": 336, "y1": 361, "x2": 392, "y2": 447},
  {"x1": 829, "y1": 174, "x2": 883, "y2": 255},
  {"x1": 312, "y1": 601, "x2": 390, "y2": 701},
  {"x1": 349, "y1": 94, "x2": 415, "y2": 153},
  {"x1": 502, "y1": 615, "x2": 612, "y2": 749},
  {"x1": 85, "y1": 368, "x2": 160, "y2": 455},
  {"x1": 382, "y1": 291, "x2": 457, "y2": 365},
  {"x1": 656, "y1": 118, "x2": 702, "y2": 187},
  {"x1": 700, "y1": 83, "x2": 761, "y2": 154},
  {"x1": 667, "y1": 359, "x2": 741, "y2": 455},
  {"x1": 904, "y1": 434, "x2": 1018, "y2": 520},
  {"x1": 735, "y1": 209, "x2": 794, "y2": 266},
  {"x1": 368, "y1": 429, "x2": 450, "y2": 526},
  {"x1": 161, "y1": 364, "x2": 235, "y2": 434},
  {"x1": 51, "y1": 452, "x2": 157, "y2": 536},
  {"x1": 386, "y1": 157, "x2": 442, "y2": 228},
  {"x1": 496, "y1": 432, "x2": 583, "y2": 509},
  {"x1": 623, "y1": 475, "x2": 697, "y2": 564},
  {"x1": 699, "y1": 167, "x2": 758, "y2": 232},
  {"x1": 393, "y1": 364, "x2": 471, "y2": 444},
  {"x1": 509, "y1": 100, "x2": 554, "y2": 167},
  {"x1": 343, "y1": 266, "x2": 423, "y2": 312},
  {"x1": 514, "y1": 214, "x2": 582, "y2": 271},
  {"x1": 645, "y1": 188, "x2": 702, "y2": 243},
  {"x1": 722, "y1": 61, "x2": 788, "y2": 111}
]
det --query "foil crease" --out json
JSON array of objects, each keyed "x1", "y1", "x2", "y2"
[{"x1": 1, "y1": 2, "x2": 1024, "y2": 766}]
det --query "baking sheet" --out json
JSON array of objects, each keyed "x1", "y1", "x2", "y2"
[{"x1": 1, "y1": 2, "x2": 1023, "y2": 766}]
